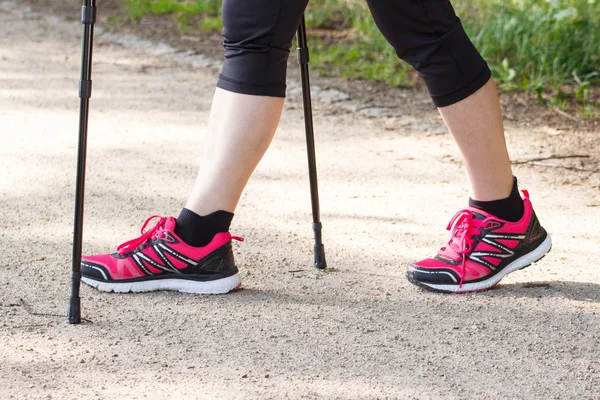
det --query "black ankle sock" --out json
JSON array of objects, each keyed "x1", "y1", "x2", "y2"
[
  {"x1": 468, "y1": 177, "x2": 524, "y2": 223},
  {"x1": 174, "y1": 208, "x2": 234, "y2": 247}
]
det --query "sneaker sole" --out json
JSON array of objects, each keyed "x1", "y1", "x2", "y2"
[
  {"x1": 407, "y1": 235, "x2": 552, "y2": 294},
  {"x1": 81, "y1": 273, "x2": 242, "y2": 295}
]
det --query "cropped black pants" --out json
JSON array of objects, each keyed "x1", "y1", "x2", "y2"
[{"x1": 216, "y1": 0, "x2": 491, "y2": 107}]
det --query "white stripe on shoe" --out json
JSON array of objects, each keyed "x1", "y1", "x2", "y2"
[
  {"x1": 408, "y1": 235, "x2": 552, "y2": 293},
  {"x1": 81, "y1": 273, "x2": 241, "y2": 294}
]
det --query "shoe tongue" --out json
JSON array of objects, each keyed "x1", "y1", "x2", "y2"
[{"x1": 164, "y1": 216, "x2": 177, "y2": 232}]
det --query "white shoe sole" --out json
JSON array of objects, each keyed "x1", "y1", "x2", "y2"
[
  {"x1": 81, "y1": 273, "x2": 241, "y2": 294},
  {"x1": 408, "y1": 235, "x2": 552, "y2": 293}
]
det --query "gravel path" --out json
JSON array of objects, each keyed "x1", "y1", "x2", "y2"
[{"x1": 1, "y1": 2, "x2": 598, "y2": 399}]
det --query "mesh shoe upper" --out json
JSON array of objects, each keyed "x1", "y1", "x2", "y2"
[
  {"x1": 82, "y1": 216, "x2": 241, "y2": 282},
  {"x1": 409, "y1": 190, "x2": 547, "y2": 288}
]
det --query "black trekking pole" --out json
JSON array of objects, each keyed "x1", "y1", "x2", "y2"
[
  {"x1": 296, "y1": 16, "x2": 326, "y2": 270},
  {"x1": 67, "y1": 0, "x2": 97, "y2": 324}
]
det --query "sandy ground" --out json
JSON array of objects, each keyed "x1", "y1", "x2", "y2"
[{"x1": 1, "y1": 1, "x2": 599, "y2": 399}]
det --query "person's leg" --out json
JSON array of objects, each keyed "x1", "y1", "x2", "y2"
[
  {"x1": 366, "y1": 0, "x2": 513, "y2": 203},
  {"x1": 172, "y1": 89, "x2": 284, "y2": 247},
  {"x1": 81, "y1": 0, "x2": 309, "y2": 294},
  {"x1": 366, "y1": 0, "x2": 551, "y2": 293},
  {"x1": 437, "y1": 78, "x2": 513, "y2": 202},
  {"x1": 184, "y1": 89, "x2": 283, "y2": 216},
  {"x1": 174, "y1": 0, "x2": 309, "y2": 248}
]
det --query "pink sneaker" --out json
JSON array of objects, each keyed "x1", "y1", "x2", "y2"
[
  {"x1": 406, "y1": 191, "x2": 552, "y2": 293},
  {"x1": 81, "y1": 216, "x2": 243, "y2": 294}
]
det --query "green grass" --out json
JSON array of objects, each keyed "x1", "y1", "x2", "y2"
[
  {"x1": 310, "y1": 40, "x2": 413, "y2": 87},
  {"x1": 124, "y1": 0, "x2": 222, "y2": 31},
  {"x1": 122, "y1": 0, "x2": 600, "y2": 108},
  {"x1": 125, "y1": 0, "x2": 220, "y2": 17},
  {"x1": 459, "y1": 0, "x2": 600, "y2": 92}
]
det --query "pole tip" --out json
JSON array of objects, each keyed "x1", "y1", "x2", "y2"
[
  {"x1": 67, "y1": 297, "x2": 81, "y2": 324},
  {"x1": 314, "y1": 244, "x2": 327, "y2": 270}
]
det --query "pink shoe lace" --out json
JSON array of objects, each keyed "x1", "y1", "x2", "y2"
[
  {"x1": 116, "y1": 215, "x2": 167, "y2": 256},
  {"x1": 442, "y1": 210, "x2": 492, "y2": 287}
]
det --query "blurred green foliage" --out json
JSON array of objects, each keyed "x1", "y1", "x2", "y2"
[{"x1": 123, "y1": 0, "x2": 600, "y2": 107}]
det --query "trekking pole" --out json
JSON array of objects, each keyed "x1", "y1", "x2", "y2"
[
  {"x1": 67, "y1": 0, "x2": 97, "y2": 324},
  {"x1": 296, "y1": 16, "x2": 327, "y2": 270}
]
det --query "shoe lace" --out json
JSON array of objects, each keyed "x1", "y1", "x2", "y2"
[
  {"x1": 444, "y1": 210, "x2": 487, "y2": 288},
  {"x1": 116, "y1": 215, "x2": 167, "y2": 256}
]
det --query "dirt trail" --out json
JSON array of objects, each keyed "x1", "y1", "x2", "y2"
[{"x1": 1, "y1": 2, "x2": 599, "y2": 399}]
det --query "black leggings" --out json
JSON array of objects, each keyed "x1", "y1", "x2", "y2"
[{"x1": 217, "y1": 0, "x2": 491, "y2": 107}]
